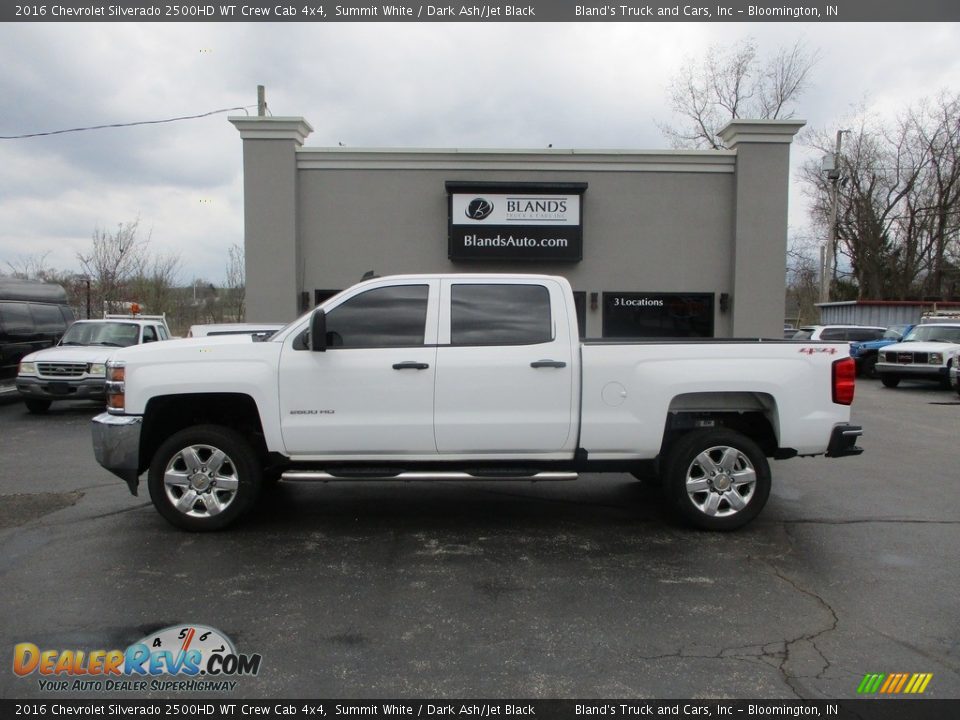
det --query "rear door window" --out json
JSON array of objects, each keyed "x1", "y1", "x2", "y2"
[{"x1": 450, "y1": 284, "x2": 552, "y2": 346}]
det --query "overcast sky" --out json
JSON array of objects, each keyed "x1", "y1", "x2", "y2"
[{"x1": 1, "y1": 21, "x2": 958, "y2": 284}]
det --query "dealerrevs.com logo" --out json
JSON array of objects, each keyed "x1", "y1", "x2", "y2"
[{"x1": 13, "y1": 624, "x2": 262, "y2": 692}]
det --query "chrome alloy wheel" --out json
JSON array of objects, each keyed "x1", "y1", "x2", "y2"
[
  {"x1": 684, "y1": 445, "x2": 757, "y2": 518},
  {"x1": 162, "y1": 444, "x2": 240, "y2": 518}
]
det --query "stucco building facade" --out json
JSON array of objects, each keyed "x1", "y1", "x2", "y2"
[{"x1": 229, "y1": 115, "x2": 803, "y2": 339}]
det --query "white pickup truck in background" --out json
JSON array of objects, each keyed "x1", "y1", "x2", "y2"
[
  {"x1": 92, "y1": 274, "x2": 863, "y2": 532},
  {"x1": 17, "y1": 313, "x2": 171, "y2": 414}
]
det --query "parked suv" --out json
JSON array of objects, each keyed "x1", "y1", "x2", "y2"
[
  {"x1": 1, "y1": 278, "x2": 75, "y2": 386},
  {"x1": 849, "y1": 324, "x2": 915, "y2": 378},
  {"x1": 16, "y1": 313, "x2": 171, "y2": 413},
  {"x1": 875, "y1": 323, "x2": 960, "y2": 389},
  {"x1": 791, "y1": 325, "x2": 886, "y2": 342}
]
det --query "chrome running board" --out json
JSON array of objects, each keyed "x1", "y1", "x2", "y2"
[{"x1": 280, "y1": 470, "x2": 578, "y2": 483}]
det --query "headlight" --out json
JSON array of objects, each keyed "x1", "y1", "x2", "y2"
[
  {"x1": 928, "y1": 353, "x2": 943, "y2": 365},
  {"x1": 88, "y1": 363, "x2": 106, "y2": 376},
  {"x1": 18, "y1": 361, "x2": 37, "y2": 376},
  {"x1": 106, "y1": 362, "x2": 126, "y2": 412}
]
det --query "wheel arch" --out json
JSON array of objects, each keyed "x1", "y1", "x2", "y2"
[
  {"x1": 139, "y1": 393, "x2": 267, "y2": 475},
  {"x1": 661, "y1": 392, "x2": 780, "y2": 458}
]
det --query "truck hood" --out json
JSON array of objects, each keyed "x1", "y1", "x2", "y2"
[
  {"x1": 22, "y1": 345, "x2": 118, "y2": 364},
  {"x1": 881, "y1": 341, "x2": 960, "y2": 354},
  {"x1": 112, "y1": 332, "x2": 261, "y2": 364}
]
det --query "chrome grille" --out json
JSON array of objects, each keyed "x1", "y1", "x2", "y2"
[
  {"x1": 886, "y1": 352, "x2": 928, "y2": 365},
  {"x1": 37, "y1": 362, "x2": 87, "y2": 378}
]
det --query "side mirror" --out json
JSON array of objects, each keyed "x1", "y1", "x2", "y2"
[{"x1": 309, "y1": 309, "x2": 327, "y2": 352}]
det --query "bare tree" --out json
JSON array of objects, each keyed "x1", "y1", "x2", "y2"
[
  {"x1": 128, "y1": 251, "x2": 183, "y2": 316},
  {"x1": 661, "y1": 39, "x2": 818, "y2": 150},
  {"x1": 4, "y1": 251, "x2": 56, "y2": 280},
  {"x1": 223, "y1": 243, "x2": 245, "y2": 321},
  {"x1": 801, "y1": 93, "x2": 960, "y2": 300},
  {"x1": 77, "y1": 218, "x2": 149, "y2": 313},
  {"x1": 785, "y1": 235, "x2": 822, "y2": 325}
]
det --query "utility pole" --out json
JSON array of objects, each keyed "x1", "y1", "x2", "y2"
[
  {"x1": 257, "y1": 85, "x2": 267, "y2": 117},
  {"x1": 821, "y1": 129, "x2": 847, "y2": 303}
]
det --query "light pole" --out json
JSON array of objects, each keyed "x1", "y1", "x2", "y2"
[{"x1": 821, "y1": 130, "x2": 848, "y2": 303}]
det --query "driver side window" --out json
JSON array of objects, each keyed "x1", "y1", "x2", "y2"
[{"x1": 324, "y1": 284, "x2": 429, "y2": 348}]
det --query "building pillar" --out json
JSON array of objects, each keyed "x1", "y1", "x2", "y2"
[
  {"x1": 718, "y1": 120, "x2": 804, "y2": 337},
  {"x1": 228, "y1": 116, "x2": 313, "y2": 322}
]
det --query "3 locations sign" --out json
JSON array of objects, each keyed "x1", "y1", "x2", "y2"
[
  {"x1": 447, "y1": 181, "x2": 587, "y2": 262},
  {"x1": 603, "y1": 292, "x2": 715, "y2": 338}
]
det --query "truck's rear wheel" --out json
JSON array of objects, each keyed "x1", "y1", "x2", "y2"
[
  {"x1": 664, "y1": 429, "x2": 770, "y2": 531},
  {"x1": 147, "y1": 425, "x2": 262, "y2": 531}
]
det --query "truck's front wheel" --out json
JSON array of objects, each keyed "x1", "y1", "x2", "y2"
[
  {"x1": 147, "y1": 425, "x2": 262, "y2": 531},
  {"x1": 664, "y1": 429, "x2": 771, "y2": 531}
]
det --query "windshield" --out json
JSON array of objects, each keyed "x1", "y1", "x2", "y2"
[
  {"x1": 882, "y1": 325, "x2": 909, "y2": 340},
  {"x1": 902, "y1": 325, "x2": 960, "y2": 344},
  {"x1": 60, "y1": 321, "x2": 141, "y2": 347}
]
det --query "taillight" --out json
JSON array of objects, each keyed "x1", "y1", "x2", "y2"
[
  {"x1": 106, "y1": 362, "x2": 126, "y2": 412},
  {"x1": 832, "y1": 357, "x2": 856, "y2": 405}
]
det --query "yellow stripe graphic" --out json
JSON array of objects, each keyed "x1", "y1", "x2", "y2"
[
  {"x1": 903, "y1": 674, "x2": 918, "y2": 693},
  {"x1": 917, "y1": 674, "x2": 932, "y2": 693}
]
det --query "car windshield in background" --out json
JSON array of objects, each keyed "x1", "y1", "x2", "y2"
[
  {"x1": 904, "y1": 326, "x2": 960, "y2": 343},
  {"x1": 60, "y1": 322, "x2": 140, "y2": 347},
  {"x1": 882, "y1": 326, "x2": 908, "y2": 340}
]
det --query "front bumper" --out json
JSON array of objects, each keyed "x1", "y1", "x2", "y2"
[
  {"x1": 17, "y1": 376, "x2": 106, "y2": 401},
  {"x1": 91, "y1": 412, "x2": 142, "y2": 495},
  {"x1": 825, "y1": 424, "x2": 864, "y2": 458},
  {"x1": 874, "y1": 363, "x2": 948, "y2": 380}
]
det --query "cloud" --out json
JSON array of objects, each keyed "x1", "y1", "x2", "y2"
[{"x1": 1, "y1": 21, "x2": 958, "y2": 282}]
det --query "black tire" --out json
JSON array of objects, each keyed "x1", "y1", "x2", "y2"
[
  {"x1": 24, "y1": 399, "x2": 52, "y2": 414},
  {"x1": 663, "y1": 429, "x2": 771, "y2": 531},
  {"x1": 880, "y1": 374, "x2": 901, "y2": 388},
  {"x1": 147, "y1": 425, "x2": 262, "y2": 531},
  {"x1": 861, "y1": 354, "x2": 878, "y2": 379}
]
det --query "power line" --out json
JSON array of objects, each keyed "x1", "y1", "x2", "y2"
[{"x1": 0, "y1": 106, "x2": 256, "y2": 140}]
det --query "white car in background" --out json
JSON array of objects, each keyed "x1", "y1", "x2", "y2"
[
  {"x1": 875, "y1": 323, "x2": 960, "y2": 389},
  {"x1": 791, "y1": 325, "x2": 886, "y2": 342}
]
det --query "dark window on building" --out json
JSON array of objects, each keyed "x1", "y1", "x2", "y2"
[
  {"x1": 29, "y1": 304, "x2": 66, "y2": 334},
  {"x1": 572, "y1": 291, "x2": 586, "y2": 339},
  {"x1": 325, "y1": 285, "x2": 429, "y2": 348},
  {"x1": 602, "y1": 293, "x2": 715, "y2": 338},
  {"x1": 451, "y1": 284, "x2": 552, "y2": 346},
  {"x1": 315, "y1": 289, "x2": 340, "y2": 306}
]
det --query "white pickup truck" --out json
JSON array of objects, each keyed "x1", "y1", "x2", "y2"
[
  {"x1": 18, "y1": 313, "x2": 171, "y2": 414},
  {"x1": 91, "y1": 274, "x2": 863, "y2": 532}
]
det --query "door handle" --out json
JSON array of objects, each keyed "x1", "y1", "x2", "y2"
[
  {"x1": 530, "y1": 360, "x2": 567, "y2": 369},
  {"x1": 393, "y1": 361, "x2": 430, "y2": 370}
]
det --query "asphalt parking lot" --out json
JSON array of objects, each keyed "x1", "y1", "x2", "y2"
[{"x1": 0, "y1": 380, "x2": 958, "y2": 700}]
